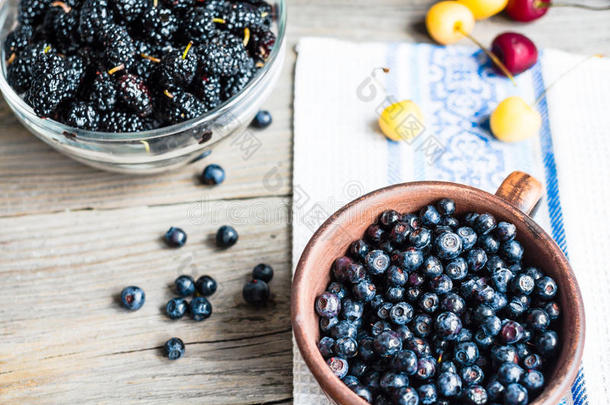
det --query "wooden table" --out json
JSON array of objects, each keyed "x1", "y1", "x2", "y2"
[{"x1": 1, "y1": 1, "x2": 609, "y2": 403}]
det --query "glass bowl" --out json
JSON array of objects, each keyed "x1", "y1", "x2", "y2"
[{"x1": 0, "y1": 0, "x2": 286, "y2": 174}]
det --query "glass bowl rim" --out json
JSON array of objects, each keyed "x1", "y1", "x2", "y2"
[{"x1": 0, "y1": 0, "x2": 287, "y2": 142}]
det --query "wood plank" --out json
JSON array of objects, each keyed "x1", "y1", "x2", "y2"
[{"x1": 0, "y1": 197, "x2": 292, "y2": 404}]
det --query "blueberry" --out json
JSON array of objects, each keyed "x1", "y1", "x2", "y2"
[
  {"x1": 412, "y1": 314, "x2": 433, "y2": 338},
  {"x1": 242, "y1": 279, "x2": 270, "y2": 306},
  {"x1": 434, "y1": 225, "x2": 453, "y2": 236},
  {"x1": 409, "y1": 272, "x2": 425, "y2": 287},
  {"x1": 396, "y1": 325, "x2": 414, "y2": 341},
  {"x1": 251, "y1": 110, "x2": 272, "y2": 129},
  {"x1": 418, "y1": 292, "x2": 439, "y2": 314},
  {"x1": 422, "y1": 256, "x2": 443, "y2": 278},
  {"x1": 166, "y1": 297, "x2": 188, "y2": 319},
  {"x1": 524, "y1": 266, "x2": 543, "y2": 281},
  {"x1": 429, "y1": 274, "x2": 453, "y2": 295},
  {"x1": 506, "y1": 295, "x2": 530, "y2": 318},
  {"x1": 390, "y1": 302, "x2": 414, "y2": 325},
  {"x1": 351, "y1": 359, "x2": 369, "y2": 377},
  {"x1": 351, "y1": 385, "x2": 373, "y2": 402},
  {"x1": 536, "y1": 330, "x2": 559, "y2": 356},
  {"x1": 374, "y1": 331, "x2": 402, "y2": 357},
  {"x1": 391, "y1": 350, "x2": 418, "y2": 375},
  {"x1": 335, "y1": 336, "x2": 358, "y2": 358},
  {"x1": 389, "y1": 222, "x2": 412, "y2": 246},
  {"x1": 345, "y1": 262, "x2": 367, "y2": 284},
  {"x1": 491, "y1": 268, "x2": 513, "y2": 293},
  {"x1": 380, "y1": 371, "x2": 410, "y2": 391},
  {"x1": 466, "y1": 248, "x2": 487, "y2": 272},
  {"x1": 515, "y1": 342, "x2": 531, "y2": 360},
  {"x1": 441, "y1": 293, "x2": 466, "y2": 315},
  {"x1": 175, "y1": 275, "x2": 195, "y2": 296},
  {"x1": 504, "y1": 383, "x2": 528, "y2": 405},
  {"x1": 462, "y1": 385, "x2": 488, "y2": 404},
  {"x1": 366, "y1": 224, "x2": 386, "y2": 244},
  {"x1": 317, "y1": 336, "x2": 336, "y2": 358},
  {"x1": 455, "y1": 328, "x2": 473, "y2": 343},
  {"x1": 363, "y1": 370, "x2": 381, "y2": 391},
  {"x1": 417, "y1": 383, "x2": 438, "y2": 404},
  {"x1": 315, "y1": 292, "x2": 341, "y2": 318},
  {"x1": 464, "y1": 212, "x2": 480, "y2": 226},
  {"x1": 526, "y1": 308, "x2": 550, "y2": 332},
  {"x1": 349, "y1": 239, "x2": 370, "y2": 261},
  {"x1": 535, "y1": 276, "x2": 557, "y2": 300},
  {"x1": 454, "y1": 341, "x2": 479, "y2": 366},
  {"x1": 393, "y1": 247, "x2": 424, "y2": 271},
  {"x1": 456, "y1": 226, "x2": 477, "y2": 250},
  {"x1": 371, "y1": 320, "x2": 393, "y2": 337},
  {"x1": 352, "y1": 280, "x2": 377, "y2": 302},
  {"x1": 520, "y1": 369, "x2": 544, "y2": 392},
  {"x1": 379, "y1": 240, "x2": 395, "y2": 254},
  {"x1": 544, "y1": 301, "x2": 561, "y2": 321},
  {"x1": 195, "y1": 275, "x2": 217, "y2": 297},
  {"x1": 189, "y1": 296, "x2": 212, "y2": 320},
  {"x1": 461, "y1": 365, "x2": 484, "y2": 386},
  {"x1": 379, "y1": 209, "x2": 401, "y2": 229},
  {"x1": 441, "y1": 216, "x2": 460, "y2": 229},
  {"x1": 164, "y1": 337, "x2": 185, "y2": 360},
  {"x1": 331, "y1": 320, "x2": 358, "y2": 340},
  {"x1": 402, "y1": 213, "x2": 421, "y2": 230},
  {"x1": 497, "y1": 362, "x2": 524, "y2": 385},
  {"x1": 165, "y1": 226, "x2": 187, "y2": 247},
  {"x1": 486, "y1": 377, "x2": 505, "y2": 401},
  {"x1": 215, "y1": 225, "x2": 238, "y2": 248},
  {"x1": 393, "y1": 386, "x2": 420, "y2": 405},
  {"x1": 419, "y1": 204, "x2": 441, "y2": 226},
  {"x1": 409, "y1": 228, "x2": 432, "y2": 249},
  {"x1": 436, "y1": 198, "x2": 456, "y2": 216},
  {"x1": 473, "y1": 213, "x2": 496, "y2": 235},
  {"x1": 415, "y1": 356, "x2": 436, "y2": 380},
  {"x1": 320, "y1": 317, "x2": 338, "y2": 334},
  {"x1": 366, "y1": 250, "x2": 391, "y2": 275},
  {"x1": 385, "y1": 286, "x2": 405, "y2": 303},
  {"x1": 473, "y1": 304, "x2": 495, "y2": 323},
  {"x1": 481, "y1": 315, "x2": 502, "y2": 337},
  {"x1": 446, "y1": 257, "x2": 468, "y2": 280},
  {"x1": 486, "y1": 255, "x2": 506, "y2": 272},
  {"x1": 359, "y1": 336, "x2": 376, "y2": 362},
  {"x1": 491, "y1": 345, "x2": 518, "y2": 366},
  {"x1": 436, "y1": 371, "x2": 462, "y2": 397},
  {"x1": 200, "y1": 163, "x2": 225, "y2": 185},
  {"x1": 439, "y1": 361, "x2": 458, "y2": 374},
  {"x1": 405, "y1": 337, "x2": 431, "y2": 357},
  {"x1": 327, "y1": 282, "x2": 348, "y2": 300},
  {"x1": 523, "y1": 353, "x2": 543, "y2": 370},
  {"x1": 478, "y1": 234, "x2": 500, "y2": 254},
  {"x1": 341, "y1": 299, "x2": 364, "y2": 322},
  {"x1": 510, "y1": 274, "x2": 535, "y2": 295},
  {"x1": 386, "y1": 265, "x2": 408, "y2": 286},
  {"x1": 495, "y1": 221, "x2": 517, "y2": 242},
  {"x1": 500, "y1": 320, "x2": 525, "y2": 344},
  {"x1": 120, "y1": 286, "x2": 145, "y2": 311},
  {"x1": 459, "y1": 278, "x2": 479, "y2": 299},
  {"x1": 343, "y1": 375, "x2": 360, "y2": 388},
  {"x1": 327, "y1": 356, "x2": 349, "y2": 379},
  {"x1": 434, "y1": 232, "x2": 462, "y2": 260},
  {"x1": 500, "y1": 240, "x2": 524, "y2": 263},
  {"x1": 435, "y1": 311, "x2": 462, "y2": 340},
  {"x1": 332, "y1": 256, "x2": 354, "y2": 282},
  {"x1": 252, "y1": 263, "x2": 274, "y2": 282}
]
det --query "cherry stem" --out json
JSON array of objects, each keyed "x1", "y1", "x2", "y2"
[
  {"x1": 164, "y1": 89, "x2": 174, "y2": 99},
  {"x1": 243, "y1": 27, "x2": 251, "y2": 47},
  {"x1": 371, "y1": 67, "x2": 391, "y2": 93},
  {"x1": 456, "y1": 27, "x2": 517, "y2": 86},
  {"x1": 537, "y1": 1, "x2": 610, "y2": 10},
  {"x1": 7, "y1": 52, "x2": 16, "y2": 65},
  {"x1": 141, "y1": 53, "x2": 160, "y2": 63},
  {"x1": 108, "y1": 64, "x2": 125, "y2": 75},
  {"x1": 212, "y1": 18, "x2": 225, "y2": 24},
  {"x1": 534, "y1": 54, "x2": 602, "y2": 106},
  {"x1": 51, "y1": 1, "x2": 71, "y2": 13},
  {"x1": 182, "y1": 41, "x2": 193, "y2": 59}
]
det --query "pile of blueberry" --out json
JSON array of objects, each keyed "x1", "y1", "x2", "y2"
[
  {"x1": 4, "y1": 0, "x2": 276, "y2": 131},
  {"x1": 315, "y1": 199, "x2": 561, "y2": 405},
  {"x1": 166, "y1": 274, "x2": 216, "y2": 321}
]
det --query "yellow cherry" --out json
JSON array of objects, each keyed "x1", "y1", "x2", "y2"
[
  {"x1": 425, "y1": 1, "x2": 475, "y2": 45},
  {"x1": 379, "y1": 100, "x2": 425, "y2": 142},
  {"x1": 490, "y1": 96, "x2": 541, "y2": 142},
  {"x1": 457, "y1": 0, "x2": 509, "y2": 20}
]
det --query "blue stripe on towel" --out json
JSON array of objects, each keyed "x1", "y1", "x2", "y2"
[{"x1": 532, "y1": 58, "x2": 589, "y2": 405}]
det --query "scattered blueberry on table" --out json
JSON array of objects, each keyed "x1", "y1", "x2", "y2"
[
  {"x1": 243, "y1": 279, "x2": 270, "y2": 306},
  {"x1": 216, "y1": 225, "x2": 238, "y2": 248},
  {"x1": 164, "y1": 337, "x2": 185, "y2": 361},
  {"x1": 164, "y1": 226, "x2": 187, "y2": 248},
  {"x1": 175, "y1": 275, "x2": 196, "y2": 297},
  {"x1": 166, "y1": 297, "x2": 188, "y2": 320},
  {"x1": 120, "y1": 286, "x2": 145, "y2": 311},
  {"x1": 315, "y1": 199, "x2": 561, "y2": 405},
  {"x1": 189, "y1": 296, "x2": 212, "y2": 321},
  {"x1": 5, "y1": 0, "x2": 277, "y2": 131},
  {"x1": 195, "y1": 275, "x2": 218, "y2": 297},
  {"x1": 250, "y1": 109, "x2": 272, "y2": 129},
  {"x1": 252, "y1": 263, "x2": 274, "y2": 282},
  {"x1": 200, "y1": 164, "x2": 225, "y2": 185}
]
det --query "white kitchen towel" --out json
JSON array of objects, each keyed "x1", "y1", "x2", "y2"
[{"x1": 292, "y1": 37, "x2": 610, "y2": 405}]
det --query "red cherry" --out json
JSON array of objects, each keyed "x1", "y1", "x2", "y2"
[
  {"x1": 491, "y1": 32, "x2": 538, "y2": 76},
  {"x1": 505, "y1": 0, "x2": 550, "y2": 22}
]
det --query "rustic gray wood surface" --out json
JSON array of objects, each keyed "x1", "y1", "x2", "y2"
[{"x1": 1, "y1": 1, "x2": 609, "y2": 403}]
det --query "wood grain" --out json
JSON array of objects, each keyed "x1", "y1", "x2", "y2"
[{"x1": 1, "y1": 0, "x2": 609, "y2": 403}]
